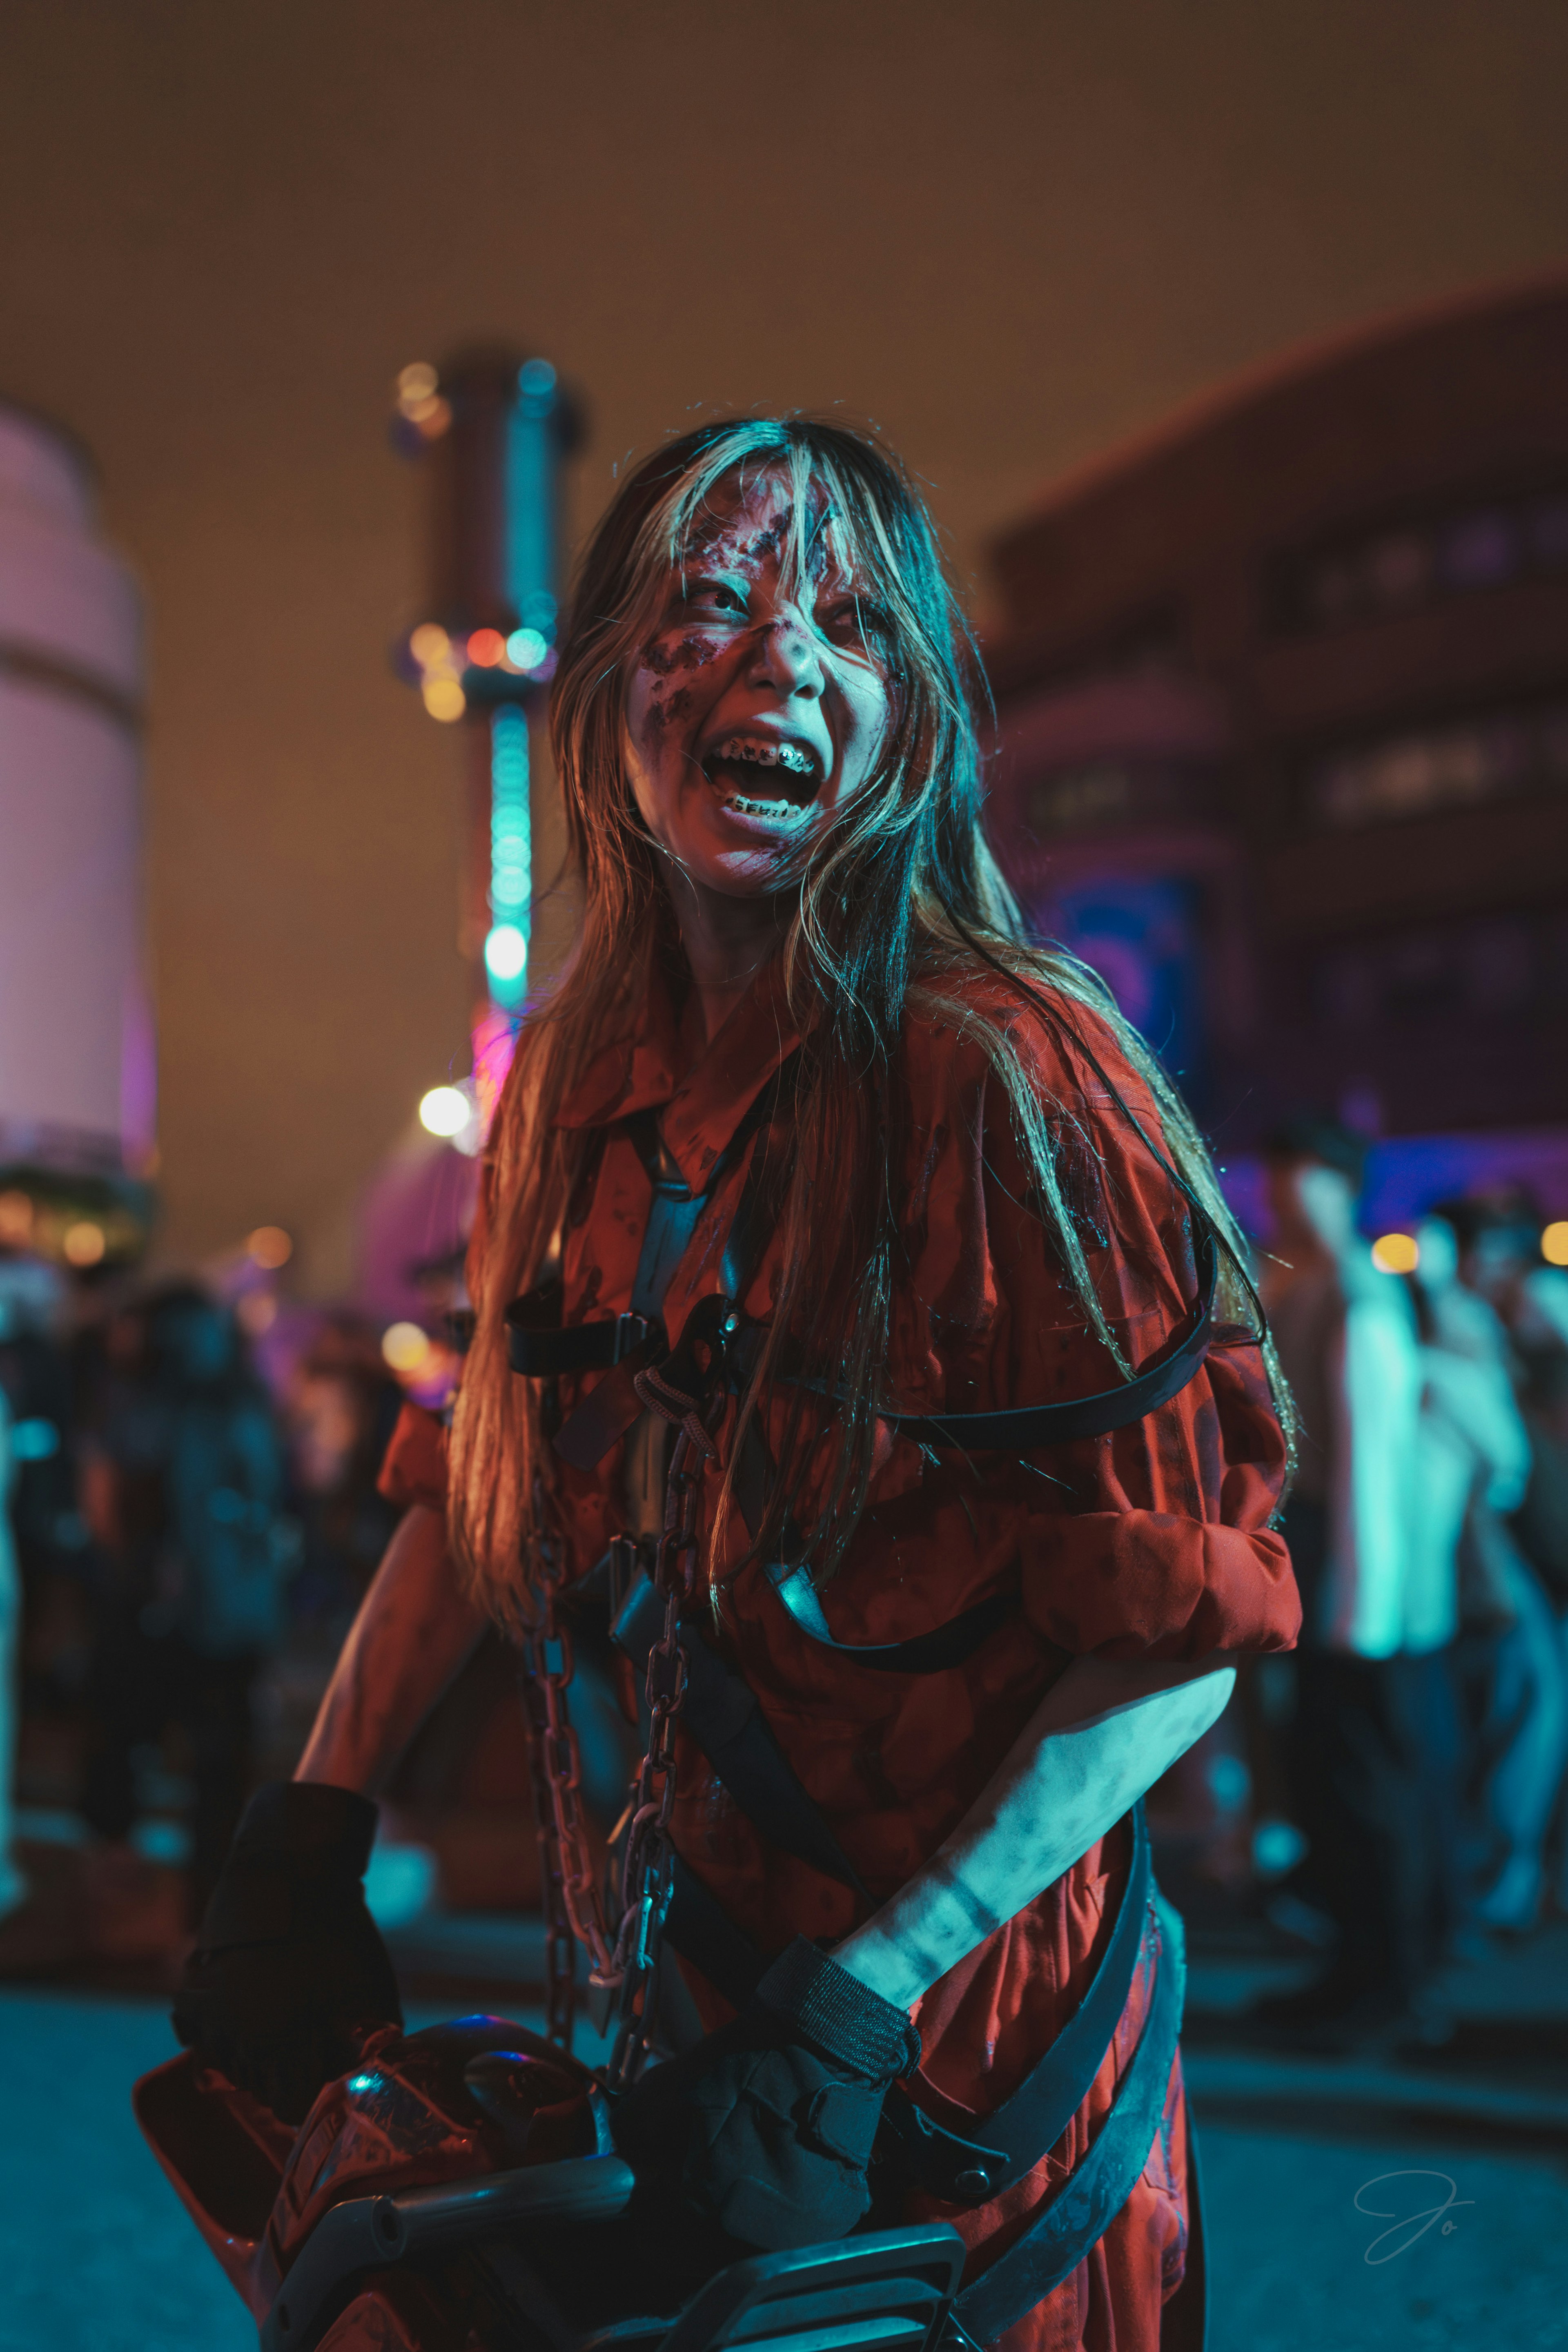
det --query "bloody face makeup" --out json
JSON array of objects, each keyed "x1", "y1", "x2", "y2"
[{"x1": 621, "y1": 471, "x2": 895, "y2": 900}]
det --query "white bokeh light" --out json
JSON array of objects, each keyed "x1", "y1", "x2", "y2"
[
  {"x1": 484, "y1": 923, "x2": 528, "y2": 983},
  {"x1": 419, "y1": 1085, "x2": 470, "y2": 1138}
]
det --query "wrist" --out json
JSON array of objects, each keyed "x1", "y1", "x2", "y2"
[
  {"x1": 829, "y1": 1924, "x2": 935, "y2": 2013},
  {"x1": 755, "y1": 1937, "x2": 920, "y2": 2080}
]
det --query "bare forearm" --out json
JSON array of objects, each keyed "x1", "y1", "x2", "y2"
[
  {"x1": 833, "y1": 1654, "x2": 1236, "y2": 2009},
  {"x1": 295, "y1": 1504, "x2": 487, "y2": 1795}
]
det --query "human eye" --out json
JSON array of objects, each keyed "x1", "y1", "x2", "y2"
[
  {"x1": 820, "y1": 591, "x2": 893, "y2": 655},
  {"x1": 681, "y1": 575, "x2": 748, "y2": 618}
]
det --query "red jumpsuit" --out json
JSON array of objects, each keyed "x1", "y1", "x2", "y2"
[{"x1": 383, "y1": 959, "x2": 1299, "y2": 2352}]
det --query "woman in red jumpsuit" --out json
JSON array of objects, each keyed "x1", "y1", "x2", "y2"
[{"x1": 177, "y1": 418, "x2": 1299, "y2": 2352}]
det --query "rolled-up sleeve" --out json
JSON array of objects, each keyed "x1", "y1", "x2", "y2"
[
  {"x1": 376, "y1": 1400, "x2": 450, "y2": 1514},
  {"x1": 934, "y1": 1001, "x2": 1301, "y2": 1663}
]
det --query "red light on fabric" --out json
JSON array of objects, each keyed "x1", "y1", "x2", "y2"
[{"x1": 468, "y1": 629, "x2": 506, "y2": 668}]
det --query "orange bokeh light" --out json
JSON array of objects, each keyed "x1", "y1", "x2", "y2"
[{"x1": 467, "y1": 629, "x2": 506, "y2": 668}]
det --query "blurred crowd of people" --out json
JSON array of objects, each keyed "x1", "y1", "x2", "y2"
[
  {"x1": 1246, "y1": 1122, "x2": 1568, "y2": 2048},
  {"x1": 0, "y1": 1254, "x2": 403, "y2": 1953}
]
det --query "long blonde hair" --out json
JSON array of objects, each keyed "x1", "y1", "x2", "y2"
[{"x1": 448, "y1": 417, "x2": 1293, "y2": 1628}]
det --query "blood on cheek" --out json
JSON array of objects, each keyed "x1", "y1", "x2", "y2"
[{"x1": 637, "y1": 632, "x2": 722, "y2": 748}]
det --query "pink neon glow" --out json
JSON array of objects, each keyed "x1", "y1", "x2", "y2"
[{"x1": 470, "y1": 1007, "x2": 519, "y2": 1136}]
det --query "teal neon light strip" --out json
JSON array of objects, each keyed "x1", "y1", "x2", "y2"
[{"x1": 488, "y1": 706, "x2": 531, "y2": 1008}]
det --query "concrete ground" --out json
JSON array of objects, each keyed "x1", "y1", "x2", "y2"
[{"x1": 1, "y1": 1921, "x2": 1565, "y2": 2350}]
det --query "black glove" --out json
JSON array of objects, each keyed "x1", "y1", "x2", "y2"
[
  {"x1": 612, "y1": 1938, "x2": 920, "y2": 2254},
  {"x1": 172, "y1": 1781, "x2": 402, "y2": 2125}
]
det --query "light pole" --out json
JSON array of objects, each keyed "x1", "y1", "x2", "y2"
[{"x1": 392, "y1": 347, "x2": 584, "y2": 1119}]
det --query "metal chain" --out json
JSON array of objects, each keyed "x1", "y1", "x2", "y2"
[
  {"x1": 517, "y1": 1519, "x2": 621, "y2": 2052},
  {"x1": 517, "y1": 1343, "x2": 728, "y2": 2077},
  {"x1": 603, "y1": 1390, "x2": 721, "y2": 2091}
]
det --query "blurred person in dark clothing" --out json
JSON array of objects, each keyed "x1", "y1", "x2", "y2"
[
  {"x1": 1254, "y1": 1117, "x2": 1458, "y2": 2043},
  {"x1": 0, "y1": 1255, "x2": 80, "y2": 1585},
  {"x1": 0, "y1": 1254, "x2": 78, "y2": 1923},
  {"x1": 80, "y1": 1284, "x2": 287, "y2": 1919},
  {"x1": 283, "y1": 1317, "x2": 401, "y2": 1638}
]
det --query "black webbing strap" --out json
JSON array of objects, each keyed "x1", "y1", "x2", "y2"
[
  {"x1": 663, "y1": 1853, "x2": 767, "y2": 2011},
  {"x1": 877, "y1": 1222, "x2": 1216, "y2": 1454},
  {"x1": 509, "y1": 1058, "x2": 797, "y2": 1475},
  {"x1": 611, "y1": 1570, "x2": 870, "y2": 1899},
  {"x1": 506, "y1": 1289, "x2": 656, "y2": 1378},
  {"x1": 724, "y1": 1217, "x2": 1217, "y2": 1464},
  {"x1": 952, "y1": 1893, "x2": 1185, "y2": 2342},
  {"x1": 762, "y1": 1558, "x2": 1014, "y2": 1677},
  {"x1": 879, "y1": 1802, "x2": 1153, "y2": 2204}
]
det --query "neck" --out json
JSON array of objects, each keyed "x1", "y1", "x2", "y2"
[{"x1": 666, "y1": 869, "x2": 791, "y2": 1046}]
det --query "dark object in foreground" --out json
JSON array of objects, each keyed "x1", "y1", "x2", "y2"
[
  {"x1": 134, "y1": 2014, "x2": 966, "y2": 2352},
  {"x1": 172, "y1": 1781, "x2": 403, "y2": 2124},
  {"x1": 612, "y1": 1936, "x2": 922, "y2": 2252}
]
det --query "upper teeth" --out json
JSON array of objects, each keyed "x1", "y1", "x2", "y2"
[{"x1": 714, "y1": 736, "x2": 816, "y2": 776}]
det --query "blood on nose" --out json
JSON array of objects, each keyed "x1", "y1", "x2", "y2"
[{"x1": 753, "y1": 614, "x2": 822, "y2": 687}]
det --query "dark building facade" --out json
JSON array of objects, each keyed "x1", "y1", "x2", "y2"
[{"x1": 982, "y1": 273, "x2": 1568, "y2": 1161}]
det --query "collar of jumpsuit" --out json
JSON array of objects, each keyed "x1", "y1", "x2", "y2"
[{"x1": 555, "y1": 942, "x2": 800, "y2": 1186}]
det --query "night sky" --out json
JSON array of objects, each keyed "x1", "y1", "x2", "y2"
[{"x1": 4, "y1": 0, "x2": 1567, "y2": 1287}]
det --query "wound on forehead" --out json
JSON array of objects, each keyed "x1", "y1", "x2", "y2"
[{"x1": 674, "y1": 451, "x2": 869, "y2": 605}]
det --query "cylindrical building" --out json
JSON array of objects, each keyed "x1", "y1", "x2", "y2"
[{"x1": 0, "y1": 399, "x2": 151, "y2": 1263}]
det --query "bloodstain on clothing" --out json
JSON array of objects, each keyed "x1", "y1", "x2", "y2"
[{"x1": 382, "y1": 948, "x2": 1298, "y2": 2352}]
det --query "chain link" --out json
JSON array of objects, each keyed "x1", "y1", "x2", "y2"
[
  {"x1": 601, "y1": 1390, "x2": 722, "y2": 2090},
  {"x1": 517, "y1": 1335, "x2": 728, "y2": 2078},
  {"x1": 517, "y1": 1516, "x2": 622, "y2": 2053}
]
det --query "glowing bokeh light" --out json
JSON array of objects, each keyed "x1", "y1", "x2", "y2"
[
  {"x1": 419, "y1": 1085, "x2": 471, "y2": 1139},
  {"x1": 398, "y1": 362, "x2": 438, "y2": 406},
  {"x1": 62, "y1": 1222, "x2": 106, "y2": 1268},
  {"x1": 484, "y1": 923, "x2": 528, "y2": 983},
  {"x1": 423, "y1": 677, "x2": 466, "y2": 722},
  {"x1": 382, "y1": 1322, "x2": 433, "y2": 1374},
  {"x1": 1543, "y1": 1221, "x2": 1568, "y2": 1267},
  {"x1": 1371, "y1": 1232, "x2": 1420, "y2": 1275},
  {"x1": 0, "y1": 1189, "x2": 33, "y2": 1244},
  {"x1": 506, "y1": 627, "x2": 548, "y2": 671},
  {"x1": 467, "y1": 629, "x2": 506, "y2": 667},
  {"x1": 409, "y1": 623, "x2": 450, "y2": 667},
  {"x1": 247, "y1": 1225, "x2": 293, "y2": 1269}
]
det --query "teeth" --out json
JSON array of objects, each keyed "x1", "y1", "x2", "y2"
[
  {"x1": 724, "y1": 793, "x2": 809, "y2": 820},
  {"x1": 713, "y1": 736, "x2": 816, "y2": 776}
]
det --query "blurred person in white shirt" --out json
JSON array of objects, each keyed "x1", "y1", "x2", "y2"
[
  {"x1": 1256, "y1": 1119, "x2": 1459, "y2": 2043},
  {"x1": 1432, "y1": 1196, "x2": 1568, "y2": 1930}
]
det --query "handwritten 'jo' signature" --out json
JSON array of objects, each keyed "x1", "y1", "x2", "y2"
[{"x1": 1354, "y1": 2172, "x2": 1474, "y2": 2264}]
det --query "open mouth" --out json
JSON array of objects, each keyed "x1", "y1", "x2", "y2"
[{"x1": 702, "y1": 735, "x2": 822, "y2": 820}]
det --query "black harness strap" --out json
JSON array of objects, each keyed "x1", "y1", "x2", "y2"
[
  {"x1": 721, "y1": 1218, "x2": 1217, "y2": 1464},
  {"x1": 880, "y1": 1804, "x2": 1154, "y2": 2205},
  {"x1": 611, "y1": 1571, "x2": 870, "y2": 1900},
  {"x1": 506, "y1": 1288, "x2": 655, "y2": 1379},
  {"x1": 516, "y1": 1063, "x2": 795, "y2": 1475},
  {"x1": 763, "y1": 1560, "x2": 1014, "y2": 1677},
  {"x1": 952, "y1": 1895, "x2": 1186, "y2": 2343},
  {"x1": 663, "y1": 1853, "x2": 767, "y2": 2011},
  {"x1": 878, "y1": 1223, "x2": 1216, "y2": 1454}
]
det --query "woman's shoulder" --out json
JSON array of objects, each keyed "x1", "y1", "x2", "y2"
[{"x1": 901, "y1": 959, "x2": 1157, "y2": 1124}]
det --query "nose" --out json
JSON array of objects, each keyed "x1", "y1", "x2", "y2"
[{"x1": 745, "y1": 606, "x2": 824, "y2": 698}]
